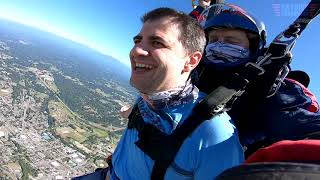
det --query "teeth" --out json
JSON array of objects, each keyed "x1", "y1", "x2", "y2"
[{"x1": 136, "y1": 63, "x2": 153, "y2": 69}]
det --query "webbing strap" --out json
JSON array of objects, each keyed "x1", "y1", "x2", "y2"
[
  {"x1": 128, "y1": 103, "x2": 213, "y2": 180},
  {"x1": 127, "y1": 63, "x2": 263, "y2": 180},
  {"x1": 123, "y1": 1, "x2": 320, "y2": 179}
]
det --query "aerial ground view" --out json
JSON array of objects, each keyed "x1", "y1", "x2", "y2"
[{"x1": 0, "y1": 19, "x2": 135, "y2": 179}]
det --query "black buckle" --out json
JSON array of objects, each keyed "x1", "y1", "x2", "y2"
[{"x1": 245, "y1": 62, "x2": 265, "y2": 76}]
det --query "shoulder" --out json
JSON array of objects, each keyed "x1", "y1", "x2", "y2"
[
  {"x1": 171, "y1": 112, "x2": 243, "y2": 179},
  {"x1": 184, "y1": 91, "x2": 238, "y2": 144},
  {"x1": 191, "y1": 112, "x2": 238, "y2": 146},
  {"x1": 274, "y1": 78, "x2": 319, "y2": 112}
]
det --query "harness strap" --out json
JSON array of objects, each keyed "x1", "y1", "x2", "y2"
[{"x1": 126, "y1": 62, "x2": 265, "y2": 179}]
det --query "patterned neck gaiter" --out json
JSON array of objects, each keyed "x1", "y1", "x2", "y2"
[
  {"x1": 140, "y1": 80, "x2": 199, "y2": 110},
  {"x1": 138, "y1": 80, "x2": 200, "y2": 133},
  {"x1": 205, "y1": 41, "x2": 250, "y2": 67}
]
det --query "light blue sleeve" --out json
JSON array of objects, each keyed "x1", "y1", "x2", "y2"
[
  {"x1": 165, "y1": 112, "x2": 244, "y2": 180},
  {"x1": 194, "y1": 113, "x2": 244, "y2": 179}
]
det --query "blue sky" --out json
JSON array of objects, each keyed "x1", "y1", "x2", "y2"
[{"x1": 0, "y1": 0, "x2": 319, "y2": 97}]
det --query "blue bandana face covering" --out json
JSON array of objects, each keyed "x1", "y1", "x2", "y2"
[{"x1": 205, "y1": 41, "x2": 251, "y2": 67}]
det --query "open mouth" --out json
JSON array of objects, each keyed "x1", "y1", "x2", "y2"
[{"x1": 134, "y1": 63, "x2": 154, "y2": 71}]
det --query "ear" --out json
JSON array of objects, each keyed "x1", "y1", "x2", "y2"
[{"x1": 183, "y1": 51, "x2": 202, "y2": 72}]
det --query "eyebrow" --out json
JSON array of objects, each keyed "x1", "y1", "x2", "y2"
[
  {"x1": 133, "y1": 35, "x2": 166, "y2": 43},
  {"x1": 149, "y1": 35, "x2": 165, "y2": 42}
]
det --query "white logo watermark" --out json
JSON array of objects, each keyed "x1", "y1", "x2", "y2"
[{"x1": 272, "y1": 3, "x2": 307, "y2": 17}]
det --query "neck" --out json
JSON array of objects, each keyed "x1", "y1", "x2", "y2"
[{"x1": 140, "y1": 80, "x2": 197, "y2": 110}]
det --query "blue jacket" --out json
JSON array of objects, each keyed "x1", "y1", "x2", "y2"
[
  {"x1": 74, "y1": 92, "x2": 244, "y2": 180},
  {"x1": 231, "y1": 78, "x2": 320, "y2": 150},
  {"x1": 110, "y1": 92, "x2": 244, "y2": 179},
  {"x1": 189, "y1": 7, "x2": 320, "y2": 148}
]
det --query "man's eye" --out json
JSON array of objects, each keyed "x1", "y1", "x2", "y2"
[
  {"x1": 152, "y1": 41, "x2": 165, "y2": 47},
  {"x1": 225, "y1": 39, "x2": 241, "y2": 45},
  {"x1": 133, "y1": 39, "x2": 141, "y2": 44}
]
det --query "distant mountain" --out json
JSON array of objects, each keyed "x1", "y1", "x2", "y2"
[
  {"x1": 0, "y1": 18, "x2": 131, "y2": 81},
  {"x1": 0, "y1": 18, "x2": 136, "y2": 126}
]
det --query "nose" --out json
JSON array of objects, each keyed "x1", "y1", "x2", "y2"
[
  {"x1": 217, "y1": 37, "x2": 226, "y2": 43},
  {"x1": 218, "y1": 38, "x2": 225, "y2": 43},
  {"x1": 130, "y1": 44, "x2": 149, "y2": 58}
]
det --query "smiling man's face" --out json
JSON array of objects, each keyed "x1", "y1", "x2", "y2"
[{"x1": 129, "y1": 18, "x2": 190, "y2": 94}]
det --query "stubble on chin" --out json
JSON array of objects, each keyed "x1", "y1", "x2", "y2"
[{"x1": 130, "y1": 77, "x2": 149, "y2": 94}]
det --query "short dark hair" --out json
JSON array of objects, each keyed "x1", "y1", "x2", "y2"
[{"x1": 142, "y1": 7, "x2": 206, "y2": 54}]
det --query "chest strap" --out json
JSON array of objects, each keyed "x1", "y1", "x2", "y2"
[{"x1": 127, "y1": 101, "x2": 219, "y2": 180}]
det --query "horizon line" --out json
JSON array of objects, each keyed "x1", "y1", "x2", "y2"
[{"x1": 0, "y1": 14, "x2": 130, "y2": 67}]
